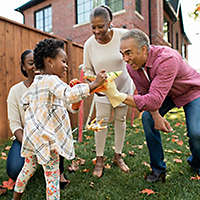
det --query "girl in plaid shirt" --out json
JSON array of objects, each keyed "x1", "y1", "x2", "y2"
[{"x1": 13, "y1": 38, "x2": 107, "y2": 200}]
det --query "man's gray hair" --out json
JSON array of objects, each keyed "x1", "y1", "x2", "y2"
[{"x1": 121, "y1": 29, "x2": 150, "y2": 49}]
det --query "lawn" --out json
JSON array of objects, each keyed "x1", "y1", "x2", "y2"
[{"x1": 0, "y1": 108, "x2": 200, "y2": 200}]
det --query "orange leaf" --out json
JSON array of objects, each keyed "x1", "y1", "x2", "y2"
[
  {"x1": 176, "y1": 140, "x2": 183, "y2": 146},
  {"x1": 1, "y1": 152, "x2": 6, "y2": 156},
  {"x1": 4, "y1": 146, "x2": 11, "y2": 151},
  {"x1": 142, "y1": 161, "x2": 150, "y2": 168},
  {"x1": 191, "y1": 176, "x2": 200, "y2": 180},
  {"x1": 104, "y1": 163, "x2": 111, "y2": 169},
  {"x1": 92, "y1": 158, "x2": 96, "y2": 165},
  {"x1": 140, "y1": 188, "x2": 155, "y2": 195},
  {"x1": 175, "y1": 123, "x2": 181, "y2": 127},
  {"x1": 128, "y1": 151, "x2": 135, "y2": 156},
  {"x1": 0, "y1": 156, "x2": 7, "y2": 160},
  {"x1": 82, "y1": 168, "x2": 90, "y2": 173}
]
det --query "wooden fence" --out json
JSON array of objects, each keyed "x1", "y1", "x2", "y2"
[
  {"x1": 0, "y1": 16, "x2": 93, "y2": 141},
  {"x1": 0, "y1": 16, "x2": 139, "y2": 142}
]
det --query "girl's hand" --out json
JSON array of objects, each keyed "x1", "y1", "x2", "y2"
[{"x1": 89, "y1": 70, "x2": 107, "y2": 92}]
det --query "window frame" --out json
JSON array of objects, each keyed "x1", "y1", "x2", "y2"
[
  {"x1": 34, "y1": 5, "x2": 52, "y2": 33},
  {"x1": 75, "y1": 0, "x2": 124, "y2": 24},
  {"x1": 135, "y1": 0, "x2": 141, "y2": 15}
]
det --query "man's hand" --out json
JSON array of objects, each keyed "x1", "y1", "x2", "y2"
[{"x1": 151, "y1": 111, "x2": 173, "y2": 133}]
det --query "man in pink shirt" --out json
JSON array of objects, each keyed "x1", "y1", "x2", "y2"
[{"x1": 115, "y1": 29, "x2": 200, "y2": 183}]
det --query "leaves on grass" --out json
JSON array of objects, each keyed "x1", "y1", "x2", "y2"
[
  {"x1": 89, "y1": 181, "x2": 94, "y2": 188},
  {"x1": 173, "y1": 158, "x2": 182, "y2": 163},
  {"x1": 142, "y1": 161, "x2": 150, "y2": 168},
  {"x1": 4, "y1": 146, "x2": 11, "y2": 151},
  {"x1": 191, "y1": 176, "x2": 200, "y2": 180},
  {"x1": 140, "y1": 188, "x2": 155, "y2": 195},
  {"x1": 82, "y1": 168, "x2": 90, "y2": 173},
  {"x1": 128, "y1": 151, "x2": 135, "y2": 156},
  {"x1": 0, "y1": 152, "x2": 7, "y2": 160},
  {"x1": 68, "y1": 157, "x2": 85, "y2": 172},
  {"x1": 104, "y1": 163, "x2": 111, "y2": 169}
]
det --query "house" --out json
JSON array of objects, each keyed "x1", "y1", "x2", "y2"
[{"x1": 15, "y1": 0, "x2": 190, "y2": 59}]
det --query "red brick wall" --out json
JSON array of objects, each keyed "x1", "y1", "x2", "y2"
[
  {"x1": 21, "y1": 0, "x2": 188, "y2": 56},
  {"x1": 22, "y1": 0, "x2": 150, "y2": 45}
]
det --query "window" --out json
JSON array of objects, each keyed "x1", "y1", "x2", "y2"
[
  {"x1": 35, "y1": 6, "x2": 52, "y2": 33},
  {"x1": 135, "y1": 0, "x2": 141, "y2": 14},
  {"x1": 163, "y1": 17, "x2": 170, "y2": 43},
  {"x1": 76, "y1": 0, "x2": 124, "y2": 24}
]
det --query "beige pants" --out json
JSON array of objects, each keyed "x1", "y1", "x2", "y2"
[{"x1": 95, "y1": 102, "x2": 128, "y2": 156}]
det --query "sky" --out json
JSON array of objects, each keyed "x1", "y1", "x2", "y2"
[{"x1": 0, "y1": 0, "x2": 200, "y2": 71}]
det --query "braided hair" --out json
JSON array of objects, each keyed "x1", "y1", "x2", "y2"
[{"x1": 34, "y1": 38, "x2": 64, "y2": 70}]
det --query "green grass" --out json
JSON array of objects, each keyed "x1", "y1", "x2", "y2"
[{"x1": 1, "y1": 108, "x2": 200, "y2": 199}]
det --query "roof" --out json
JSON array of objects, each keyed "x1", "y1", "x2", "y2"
[
  {"x1": 164, "y1": 0, "x2": 191, "y2": 44},
  {"x1": 164, "y1": 0, "x2": 180, "y2": 22},
  {"x1": 15, "y1": 0, "x2": 46, "y2": 13}
]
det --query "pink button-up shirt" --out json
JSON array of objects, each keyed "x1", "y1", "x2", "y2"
[{"x1": 127, "y1": 45, "x2": 200, "y2": 111}]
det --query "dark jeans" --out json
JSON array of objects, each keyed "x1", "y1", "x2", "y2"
[
  {"x1": 142, "y1": 96, "x2": 200, "y2": 173},
  {"x1": 6, "y1": 139, "x2": 65, "y2": 180}
]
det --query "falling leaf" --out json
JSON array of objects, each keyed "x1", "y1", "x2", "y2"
[
  {"x1": 82, "y1": 168, "x2": 90, "y2": 173},
  {"x1": 173, "y1": 158, "x2": 182, "y2": 163},
  {"x1": 140, "y1": 188, "x2": 155, "y2": 195},
  {"x1": 4, "y1": 146, "x2": 11, "y2": 151},
  {"x1": 191, "y1": 176, "x2": 200, "y2": 180}
]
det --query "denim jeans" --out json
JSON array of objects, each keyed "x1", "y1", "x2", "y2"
[
  {"x1": 142, "y1": 96, "x2": 200, "y2": 173},
  {"x1": 6, "y1": 140, "x2": 24, "y2": 180},
  {"x1": 6, "y1": 140, "x2": 65, "y2": 181}
]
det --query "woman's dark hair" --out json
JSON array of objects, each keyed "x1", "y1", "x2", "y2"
[
  {"x1": 34, "y1": 38, "x2": 64, "y2": 70},
  {"x1": 90, "y1": 5, "x2": 113, "y2": 22},
  {"x1": 20, "y1": 49, "x2": 33, "y2": 77}
]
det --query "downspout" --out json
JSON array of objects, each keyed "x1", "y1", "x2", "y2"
[{"x1": 148, "y1": 0, "x2": 152, "y2": 43}]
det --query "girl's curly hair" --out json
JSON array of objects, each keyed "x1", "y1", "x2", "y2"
[{"x1": 34, "y1": 38, "x2": 64, "y2": 70}]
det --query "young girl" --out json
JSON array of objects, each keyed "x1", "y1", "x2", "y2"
[{"x1": 13, "y1": 38, "x2": 107, "y2": 200}]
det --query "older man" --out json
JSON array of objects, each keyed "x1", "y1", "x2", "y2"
[{"x1": 105, "y1": 28, "x2": 200, "y2": 183}]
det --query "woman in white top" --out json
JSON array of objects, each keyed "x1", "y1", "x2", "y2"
[{"x1": 83, "y1": 5, "x2": 134, "y2": 178}]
